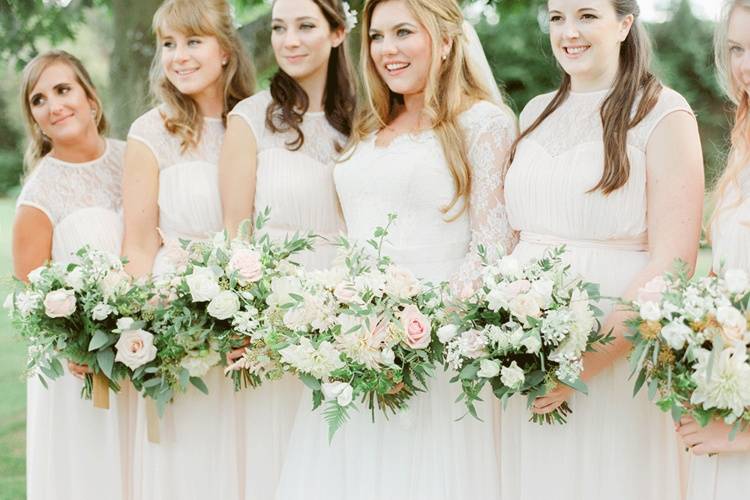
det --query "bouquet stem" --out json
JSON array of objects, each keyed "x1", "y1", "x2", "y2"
[
  {"x1": 529, "y1": 401, "x2": 572, "y2": 425},
  {"x1": 146, "y1": 399, "x2": 161, "y2": 443},
  {"x1": 92, "y1": 372, "x2": 110, "y2": 409}
]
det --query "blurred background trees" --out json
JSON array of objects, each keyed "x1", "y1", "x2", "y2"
[{"x1": 0, "y1": 0, "x2": 731, "y2": 196}]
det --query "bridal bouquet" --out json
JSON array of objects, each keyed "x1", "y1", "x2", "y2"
[
  {"x1": 627, "y1": 265, "x2": 750, "y2": 434},
  {"x1": 132, "y1": 209, "x2": 316, "y2": 413},
  {"x1": 270, "y1": 216, "x2": 449, "y2": 439},
  {"x1": 441, "y1": 246, "x2": 606, "y2": 424},
  {"x1": 6, "y1": 246, "x2": 153, "y2": 407}
]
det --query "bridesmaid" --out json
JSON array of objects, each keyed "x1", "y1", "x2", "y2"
[
  {"x1": 500, "y1": 1, "x2": 704, "y2": 499},
  {"x1": 120, "y1": 0, "x2": 254, "y2": 498},
  {"x1": 678, "y1": 2, "x2": 750, "y2": 498},
  {"x1": 13, "y1": 50, "x2": 129, "y2": 500},
  {"x1": 275, "y1": 0, "x2": 516, "y2": 499},
  {"x1": 218, "y1": 0, "x2": 353, "y2": 497}
]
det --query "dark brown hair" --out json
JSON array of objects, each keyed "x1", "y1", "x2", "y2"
[
  {"x1": 266, "y1": 0, "x2": 356, "y2": 150},
  {"x1": 510, "y1": 0, "x2": 662, "y2": 195}
]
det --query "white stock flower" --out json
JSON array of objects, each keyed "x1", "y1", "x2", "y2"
[
  {"x1": 279, "y1": 338, "x2": 344, "y2": 378},
  {"x1": 691, "y1": 347, "x2": 750, "y2": 420},
  {"x1": 207, "y1": 290, "x2": 241, "y2": 320},
  {"x1": 91, "y1": 303, "x2": 115, "y2": 321},
  {"x1": 500, "y1": 361, "x2": 525, "y2": 389},
  {"x1": 322, "y1": 381, "x2": 354, "y2": 407},
  {"x1": 180, "y1": 350, "x2": 222, "y2": 378},
  {"x1": 639, "y1": 301, "x2": 662, "y2": 322},
  {"x1": 64, "y1": 267, "x2": 84, "y2": 292},
  {"x1": 724, "y1": 269, "x2": 750, "y2": 295},
  {"x1": 232, "y1": 309, "x2": 259, "y2": 334},
  {"x1": 521, "y1": 333, "x2": 542, "y2": 354},
  {"x1": 114, "y1": 329, "x2": 157, "y2": 370},
  {"x1": 531, "y1": 279, "x2": 554, "y2": 308},
  {"x1": 15, "y1": 291, "x2": 42, "y2": 317},
  {"x1": 660, "y1": 320, "x2": 691, "y2": 350},
  {"x1": 186, "y1": 266, "x2": 221, "y2": 302},
  {"x1": 477, "y1": 359, "x2": 500, "y2": 378}
]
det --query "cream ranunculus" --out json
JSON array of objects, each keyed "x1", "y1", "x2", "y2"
[
  {"x1": 207, "y1": 290, "x2": 241, "y2": 320},
  {"x1": 185, "y1": 266, "x2": 221, "y2": 302},
  {"x1": 500, "y1": 360, "x2": 525, "y2": 389},
  {"x1": 114, "y1": 328, "x2": 157, "y2": 370},
  {"x1": 227, "y1": 248, "x2": 263, "y2": 285},
  {"x1": 716, "y1": 306, "x2": 748, "y2": 345},
  {"x1": 384, "y1": 265, "x2": 420, "y2": 299},
  {"x1": 43, "y1": 289, "x2": 77, "y2": 318},
  {"x1": 477, "y1": 359, "x2": 501, "y2": 378}
]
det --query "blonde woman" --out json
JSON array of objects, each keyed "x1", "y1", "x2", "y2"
[
  {"x1": 677, "y1": 2, "x2": 750, "y2": 499},
  {"x1": 218, "y1": 0, "x2": 355, "y2": 497},
  {"x1": 13, "y1": 50, "x2": 129, "y2": 500},
  {"x1": 500, "y1": 0, "x2": 704, "y2": 499},
  {"x1": 276, "y1": 1, "x2": 516, "y2": 498},
  {"x1": 120, "y1": 0, "x2": 254, "y2": 497}
]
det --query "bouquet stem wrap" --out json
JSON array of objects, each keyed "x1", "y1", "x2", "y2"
[{"x1": 92, "y1": 372, "x2": 110, "y2": 409}]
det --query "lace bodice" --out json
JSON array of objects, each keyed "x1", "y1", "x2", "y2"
[
  {"x1": 334, "y1": 100, "x2": 517, "y2": 287},
  {"x1": 505, "y1": 87, "x2": 694, "y2": 242},
  {"x1": 229, "y1": 91, "x2": 344, "y2": 167},
  {"x1": 712, "y1": 167, "x2": 750, "y2": 272},
  {"x1": 17, "y1": 138, "x2": 124, "y2": 225}
]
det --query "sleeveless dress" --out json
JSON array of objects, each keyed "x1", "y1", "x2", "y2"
[
  {"x1": 275, "y1": 100, "x2": 517, "y2": 500},
  {"x1": 501, "y1": 87, "x2": 695, "y2": 500},
  {"x1": 19, "y1": 139, "x2": 132, "y2": 500},
  {"x1": 686, "y1": 167, "x2": 750, "y2": 500},
  {"x1": 128, "y1": 107, "x2": 242, "y2": 500},
  {"x1": 228, "y1": 91, "x2": 346, "y2": 500}
]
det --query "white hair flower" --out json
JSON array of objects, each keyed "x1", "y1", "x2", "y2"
[{"x1": 342, "y1": 1, "x2": 358, "y2": 33}]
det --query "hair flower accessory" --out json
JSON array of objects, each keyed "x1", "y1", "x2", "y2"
[{"x1": 342, "y1": 1, "x2": 358, "y2": 33}]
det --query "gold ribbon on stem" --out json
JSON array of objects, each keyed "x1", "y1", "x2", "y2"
[
  {"x1": 146, "y1": 399, "x2": 161, "y2": 443},
  {"x1": 92, "y1": 372, "x2": 110, "y2": 409}
]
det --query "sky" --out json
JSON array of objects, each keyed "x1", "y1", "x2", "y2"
[{"x1": 639, "y1": 0, "x2": 724, "y2": 22}]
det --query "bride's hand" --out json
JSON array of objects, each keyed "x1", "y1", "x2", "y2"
[
  {"x1": 226, "y1": 338, "x2": 251, "y2": 363},
  {"x1": 68, "y1": 361, "x2": 92, "y2": 379},
  {"x1": 677, "y1": 415, "x2": 750, "y2": 455}
]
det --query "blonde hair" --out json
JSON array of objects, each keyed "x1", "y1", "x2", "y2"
[
  {"x1": 709, "y1": 0, "x2": 750, "y2": 238},
  {"x1": 20, "y1": 50, "x2": 107, "y2": 173},
  {"x1": 351, "y1": 0, "x2": 513, "y2": 219},
  {"x1": 150, "y1": 0, "x2": 256, "y2": 151}
]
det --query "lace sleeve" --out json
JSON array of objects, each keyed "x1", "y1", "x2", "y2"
[
  {"x1": 16, "y1": 169, "x2": 53, "y2": 223},
  {"x1": 453, "y1": 102, "x2": 519, "y2": 293}
]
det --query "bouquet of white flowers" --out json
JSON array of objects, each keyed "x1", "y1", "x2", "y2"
[
  {"x1": 7, "y1": 246, "x2": 153, "y2": 407},
  {"x1": 270, "y1": 215, "x2": 449, "y2": 439},
  {"x1": 627, "y1": 265, "x2": 750, "y2": 435},
  {"x1": 131, "y1": 209, "x2": 316, "y2": 414},
  {"x1": 441, "y1": 246, "x2": 606, "y2": 424}
]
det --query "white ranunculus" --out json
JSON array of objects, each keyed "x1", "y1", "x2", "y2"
[
  {"x1": 437, "y1": 324, "x2": 459, "y2": 344},
  {"x1": 180, "y1": 350, "x2": 221, "y2": 378},
  {"x1": 500, "y1": 360, "x2": 525, "y2": 389},
  {"x1": 185, "y1": 266, "x2": 221, "y2": 302},
  {"x1": 477, "y1": 359, "x2": 501, "y2": 378},
  {"x1": 64, "y1": 267, "x2": 85, "y2": 292},
  {"x1": 43, "y1": 289, "x2": 76, "y2": 318},
  {"x1": 114, "y1": 328, "x2": 157, "y2": 370},
  {"x1": 639, "y1": 301, "x2": 662, "y2": 322},
  {"x1": 724, "y1": 269, "x2": 750, "y2": 295},
  {"x1": 207, "y1": 290, "x2": 241, "y2": 320},
  {"x1": 91, "y1": 303, "x2": 115, "y2": 321},
  {"x1": 322, "y1": 381, "x2": 354, "y2": 407},
  {"x1": 660, "y1": 320, "x2": 691, "y2": 350}
]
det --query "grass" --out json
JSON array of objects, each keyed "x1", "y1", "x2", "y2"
[{"x1": 0, "y1": 197, "x2": 716, "y2": 499}]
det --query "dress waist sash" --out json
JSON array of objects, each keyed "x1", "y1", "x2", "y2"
[{"x1": 519, "y1": 231, "x2": 648, "y2": 251}]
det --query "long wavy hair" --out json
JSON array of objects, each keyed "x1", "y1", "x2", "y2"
[
  {"x1": 509, "y1": 0, "x2": 662, "y2": 195},
  {"x1": 351, "y1": 0, "x2": 513, "y2": 219},
  {"x1": 150, "y1": 0, "x2": 255, "y2": 151},
  {"x1": 20, "y1": 50, "x2": 107, "y2": 174},
  {"x1": 709, "y1": 0, "x2": 750, "y2": 238},
  {"x1": 267, "y1": 0, "x2": 356, "y2": 151}
]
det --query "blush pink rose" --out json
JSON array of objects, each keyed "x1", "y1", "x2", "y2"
[
  {"x1": 505, "y1": 279, "x2": 531, "y2": 298},
  {"x1": 401, "y1": 305, "x2": 432, "y2": 349},
  {"x1": 637, "y1": 275, "x2": 667, "y2": 304},
  {"x1": 228, "y1": 249, "x2": 263, "y2": 285},
  {"x1": 43, "y1": 289, "x2": 77, "y2": 318}
]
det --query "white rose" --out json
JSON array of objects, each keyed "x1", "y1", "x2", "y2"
[
  {"x1": 497, "y1": 256, "x2": 523, "y2": 279},
  {"x1": 91, "y1": 303, "x2": 115, "y2": 321},
  {"x1": 180, "y1": 351, "x2": 221, "y2": 378},
  {"x1": 660, "y1": 320, "x2": 691, "y2": 350},
  {"x1": 500, "y1": 360, "x2": 525, "y2": 389},
  {"x1": 384, "y1": 265, "x2": 420, "y2": 299},
  {"x1": 64, "y1": 267, "x2": 85, "y2": 291},
  {"x1": 437, "y1": 324, "x2": 459, "y2": 344},
  {"x1": 322, "y1": 381, "x2": 354, "y2": 407},
  {"x1": 639, "y1": 301, "x2": 662, "y2": 322},
  {"x1": 117, "y1": 317, "x2": 135, "y2": 331},
  {"x1": 43, "y1": 289, "x2": 77, "y2": 318},
  {"x1": 114, "y1": 328, "x2": 157, "y2": 370},
  {"x1": 509, "y1": 293, "x2": 542, "y2": 324},
  {"x1": 185, "y1": 266, "x2": 221, "y2": 302},
  {"x1": 477, "y1": 359, "x2": 501, "y2": 378},
  {"x1": 716, "y1": 306, "x2": 748, "y2": 345},
  {"x1": 725, "y1": 269, "x2": 750, "y2": 295},
  {"x1": 207, "y1": 290, "x2": 241, "y2": 320}
]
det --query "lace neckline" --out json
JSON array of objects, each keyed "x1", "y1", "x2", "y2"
[{"x1": 44, "y1": 139, "x2": 112, "y2": 168}]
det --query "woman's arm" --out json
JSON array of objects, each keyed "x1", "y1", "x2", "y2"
[
  {"x1": 219, "y1": 115, "x2": 258, "y2": 238},
  {"x1": 12, "y1": 206, "x2": 52, "y2": 282}
]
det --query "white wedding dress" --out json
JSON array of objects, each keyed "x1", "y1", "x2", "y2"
[
  {"x1": 18, "y1": 139, "x2": 132, "y2": 500},
  {"x1": 228, "y1": 91, "x2": 346, "y2": 500},
  {"x1": 502, "y1": 87, "x2": 694, "y2": 500},
  {"x1": 686, "y1": 166, "x2": 750, "y2": 500},
  {"x1": 275, "y1": 100, "x2": 517, "y2": 500},
  {"x1": 128, "y1": 107, "x2": 241, "y2": 500}
]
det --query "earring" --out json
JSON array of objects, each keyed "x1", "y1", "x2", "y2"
[
  {"x1": 90, "y1": 108, "x2": 97, "y2": 117},
  {"x1": 442, "y1": 54, "x2": 447, "y2": 61},
  {"x1": 222, "y1": 58, "x2": 229, "y2": 66}
]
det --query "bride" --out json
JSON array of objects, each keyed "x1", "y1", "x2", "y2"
[{"x1": 276, "y1": 0, "x2": 517, "y2": 498}]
